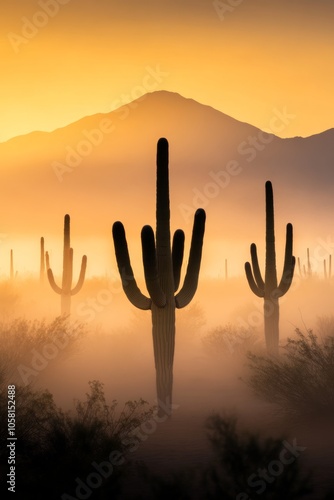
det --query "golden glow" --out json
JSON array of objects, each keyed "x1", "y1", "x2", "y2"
[{"x1": 1, "y1": 0, "x2": 334, "y2": 142}]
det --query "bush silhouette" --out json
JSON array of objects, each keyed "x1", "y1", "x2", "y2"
[
  {"x1": 247, "y1": 326, "x2": 334, "y2": 419},
  {"x1": 201, "y1": 323, "x2": 260, "y2": 358},
  {"x1": 0, "y1": 380, "x2": 153, "y2": 499},
  {"x1": 0, "y1": 316, "x2": 86, "y2": 386},
  {"x1": 128, "y1": 414, "x2": 313, "y2": 499}
]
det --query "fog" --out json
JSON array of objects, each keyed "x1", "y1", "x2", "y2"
[{"x1": 1, "y1": 264, "x2": 334, "y2": 497}]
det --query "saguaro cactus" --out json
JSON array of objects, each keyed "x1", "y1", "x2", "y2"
[
  {"x1": 40, "y1": 237, "x2": 45, "y2": 284},
  {"x1": 324, "y1": 255, "x2": 332, "y2": 279},
  {"x1": 112, "y1": 138, "x2": 206, "y2": 412},
  {"x1": 297, "y1": 249, "x2": 312, "y2": 279},
  {"x1": 47, "y1": 214, "x2": 87, "y2": 315},
  {"x1": 10, "y1": 249, "x2": 14, "y2": 281},
  {"x1": 245, "y1": 181, "x2": 295, "y2": 356}
]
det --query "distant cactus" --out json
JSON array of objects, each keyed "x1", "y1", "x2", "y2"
[
  {"x1": 10, "y1": 249, "x2": 14, "y2": 281},
  {"x1": 298, "y1": 249, "x2": 312, "y2": 279},
  {"x1": 245, "y1": 181, "x2": 295, "y2": 356},
  {"x1": 306, "y1": 248, "x2": 312, "y2": 278},
  {"x1": 112, "y1": 138, "x2": 206, "y2": 413},
  {"x1": 297, "y1": 257, "x2": 303, "y2": 278},
  {"x1": 40, "y1": 237, "x2": 45, "y2": 284},
  {"x1": 324, "y1": 255, "x2": 332, "y2": 279},
  {"x1": 47, "y1": 214, "x2": 87, "y2": 315}
]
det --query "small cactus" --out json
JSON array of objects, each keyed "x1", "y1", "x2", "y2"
[
  {"x1": 245, "y1": 181, "x2": 295, "y2": 356},
  {"x1": 47, "y1": 214, "x2": 87, "y2": 315},
  {"x1": 298, "y1": 249, "x2": 313, "y2": 279},
  {"x1": 324, "y1": 255, "x2": 332, "y2": 279},
  {"x1": 10, "y1": 249, "x2": 14, "y2": 281}
]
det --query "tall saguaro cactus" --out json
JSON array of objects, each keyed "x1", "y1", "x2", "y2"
[
  {"x1": 245, "y1": 181, "x2": 295, "y2": 356},
  {"x1": 112, "y1": 138, "x2": 206, "y2": 412},
  {"x1": 47, "y1": 214, "x2": 87, "y2": 315}
]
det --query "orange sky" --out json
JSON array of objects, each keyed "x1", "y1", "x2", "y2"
[{"x1": 1, "y1": 0, "x2": 334, "y2": 143}]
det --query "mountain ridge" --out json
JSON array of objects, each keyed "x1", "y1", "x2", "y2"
[
  {"x1": 4, "y1": 90, "x2": 332, "y2": 147},
  {"x1": 0, "y1": 90, "x2": 333, "y2": 269}
]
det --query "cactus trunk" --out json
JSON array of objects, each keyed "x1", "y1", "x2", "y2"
[
  {"x1": 61, "y1": 294, "x2": 71, "y2": 316},
  {"x1": 152, "y1": 303, "x2": 175, "y2": 407},
  {"x1": 264, "y1": 297, "x2": 279, "y2": 357},
  {"x1": 153, "y1": 137, "x2": 176, "y2": 407}
]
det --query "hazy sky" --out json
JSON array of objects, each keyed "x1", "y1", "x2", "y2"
[{"x1": 1, "y1": 0, "x2": 334, "y2": 142}]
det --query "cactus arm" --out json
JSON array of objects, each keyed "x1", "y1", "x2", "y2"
[
  {"x1": 277, "y1": 223, "x2": 295, "y2": 296},
  {"x1": 250, "y1": 243, "x2": 265, "y2": 290},
  {"x1": 47, "y1": 268, "x2": 62, "y2": 295},
  {"x1": 141, "y1": 225, "x2": 166, "y2": 307},
  {"x1": 40, "y1": 237, "x2": 45, "y2": 282},
  {"x1": 45, "y1": 251, "x2": 50, "y2": 270},
  {"x1": 245, "y1": 262, "x2": 265, "y2": 298},
  {"x1": 112, "y1": 221, "x2": 151, "y2": 310},
  {"x1": 71, "y1": 255, "x2": 87, "y2": 295},
  {"x1": 328, "y1": 255, "x2": 332, "y2": 278},
  {"x1": 172, "y1": 229, "x2": 185, "y2": 292},
  {"x1": 175, "y1": 208, "x2": 206, "y2": 308}
]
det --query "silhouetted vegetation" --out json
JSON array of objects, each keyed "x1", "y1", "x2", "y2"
[
  {"x1": 127, "y1": 414, "x2": 314, "y2": 499},
  {"x1": 112, "y1": 138, "x2": 205, "y2": 411},
  {"x1": 0, "y1": 316, "x2": 86, "y2": 385},
  {"x1": 245, "y1": 181, "x2": 295, "y2": 356},
  {"x1": 247, "y1": 325, "x2": 334, "y2": 419},
  {"x1": 47, "y1": 214, "x2": 87, "y2": 315},
  {"x1": 201, "y1": 323, "x2": 260, "y2": 358},
  {"x1": 0, "y1": 380, "x2": 153, "y2": 499}
]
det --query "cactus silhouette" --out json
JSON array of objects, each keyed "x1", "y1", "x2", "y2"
[
  {"x1": 324, "y1": 255, "x2": 332, "y2": 279},
  {"x1": 112, "y1": 138, "x2": 206, "y2": 413},
  {"x1": 10, "y1": 249, "x2": 14, "y2": 281},
  {"x1": 40, "y1": 237, "x2": 45, "y2": 284},
  {"x1": 245, "y1": 181, "x2": 295, "y2": 356},
  {"x1": 306, "y1": 248, "x2": 312, "y2": 278},
  {"x1": 47, "y1": 214, "x2": 87, "y2": 315},
  {"x1": 297, "y1": 249, "x2": 312, "y2": 279}
]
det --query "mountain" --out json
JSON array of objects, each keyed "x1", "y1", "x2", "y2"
[{"x1": 0, "y1": 91, "x2": 333, "y2": 276}]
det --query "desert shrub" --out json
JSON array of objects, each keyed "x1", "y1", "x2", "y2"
[
  {"x1": 203, "y1": 414, "x2": 312, "y2": 499},
  {"x1": 247, "y1": 328, "x2": 334, "y2": 419},
  {"x1": 0, "y1": 281, "x2": 20, "y2": 315},
  {"x1": 129, "y1": 414, "x2": 313, "y2": 500},
  {"x1": 201, "y1": 323, "x2": 261, "y2": 358},
  {"x1": 315, "y1": 315, "x2": 334, "y2": 340},
  {"x1": 0, "y1": 380, "x2": 153, "y2": 499},
  {"x1": 0, "y1": 316, "x2": 86, "y2": 385}
]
